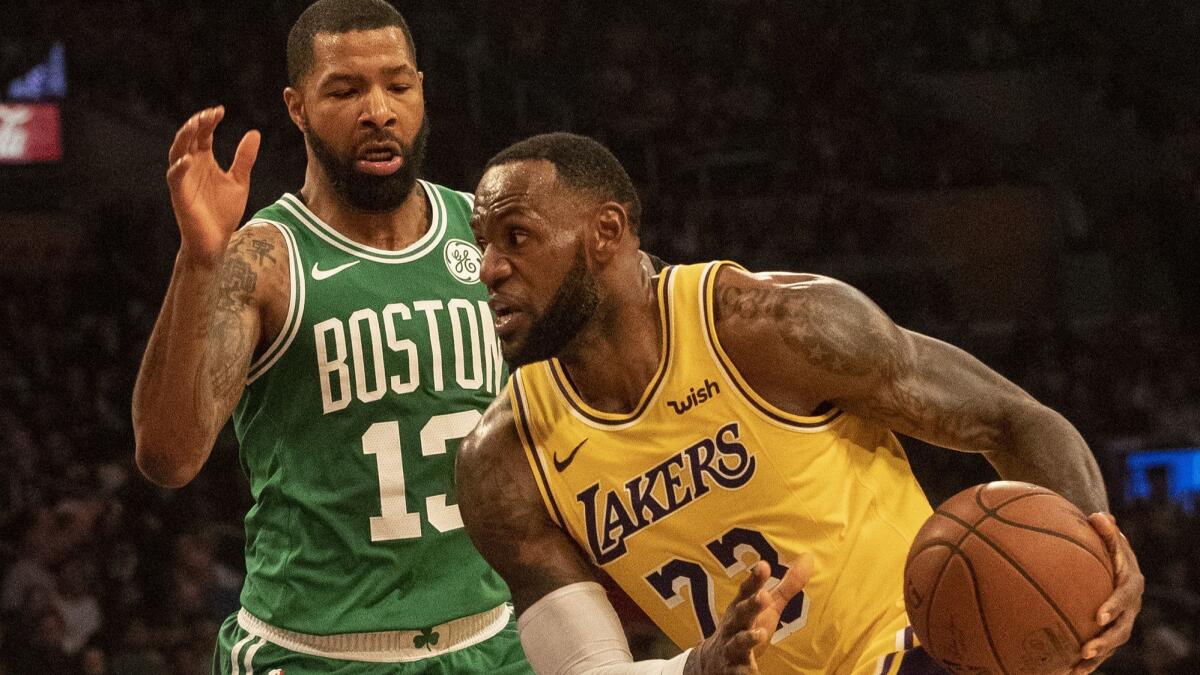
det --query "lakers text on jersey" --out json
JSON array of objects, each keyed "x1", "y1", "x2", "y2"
[{"x1": 510, "y1": 262, "x2": 934, "y2": 675}]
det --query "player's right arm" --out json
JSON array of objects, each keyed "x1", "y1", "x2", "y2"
[
  {"x1": 132, "y1": 106, "x2": 268, "y2": 488},
  {"x1": 457, "y1": 395, "x2": 810, "y2": 675}
]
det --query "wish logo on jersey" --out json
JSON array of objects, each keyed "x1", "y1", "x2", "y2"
[
  {"x1": 578, "y1": 422, "x2": 756, "y2": 564},
  {"x1": 443, "y1": 238, "x2": 482, "y2": 283}
]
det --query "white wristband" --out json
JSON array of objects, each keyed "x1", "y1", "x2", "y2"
[{"x1": 517, "y1": 582, "x2": 691, "y2": 675}]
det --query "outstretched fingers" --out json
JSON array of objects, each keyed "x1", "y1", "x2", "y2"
[
  {"x1": 230, "y1": 129, "x2": 261, "y2": 185},
  {"x1": 728, "y1": 561, "x2": 770, "y2": 628},
  {"x1": 194, "y1": 105, "x2": 225, "y2": 153},
  {"x1": 168, "y1": 110, "x2": 202, "y2": 167},
  {"x1": 772, "y1": 553, "x2": 813, "y2": 604}
]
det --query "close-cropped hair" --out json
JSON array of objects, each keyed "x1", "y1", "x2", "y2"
[
  {"x1": 486, "y1": 132, "x2": 643, "y2": 232},
  {"x1": 286, "y1": 0, "x2": 416, "y2": 86}
]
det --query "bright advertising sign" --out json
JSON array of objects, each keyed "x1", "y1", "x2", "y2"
[{"x1": 0, "y1": 104, "x2": 62, "y2": 164}]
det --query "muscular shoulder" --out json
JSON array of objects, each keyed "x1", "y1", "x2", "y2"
[
  {"x1": 220, "y1": 223, "x2": 290, "y2": 327},
  {"x1": 712, "y1": 265, "x2": 909, "y2": 402},
  {"x1": 461, "y1": 393, "x2": 515, "y2": 459},
  {"x1": 227, "y1": 222, "x2": 288, "y2": 282},
  {"x1": 714, "y1": 266, "x2": 864, "y2": 324}
]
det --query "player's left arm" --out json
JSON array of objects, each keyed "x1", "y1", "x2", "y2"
[
  {"x1": 457, "y1": 394, "x2": 810, "y2": 674},
  {"x1": 714, "y1": 266, "x2": 1142, "y2": 671}
]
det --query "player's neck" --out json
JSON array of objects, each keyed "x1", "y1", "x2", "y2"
[
  {"x1": 557, "y1": 271, "x2": 661, "y2": 414},
  {"x1": 298, "y1": 179, "x2": 430, "y2": 252}
]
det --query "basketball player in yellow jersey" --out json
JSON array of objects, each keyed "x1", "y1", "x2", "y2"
[{"x1": 456, "y1": 133, "x2": 1143, "y2": 675}]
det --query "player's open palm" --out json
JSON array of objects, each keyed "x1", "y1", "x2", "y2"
[
  {"x1": 167, "y1": 106, "x2": 261, "y2": 264},
  {"x1": 686, "y1": 555, "x2": 814, "y2": 674}
]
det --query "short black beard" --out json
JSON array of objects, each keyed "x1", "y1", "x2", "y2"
[
  {"x1": 506, "y1": 247, "x2": 600, "y2": 368},
  {"x1": 306, "y1": 116, "x2": 429, "y2": 213}
]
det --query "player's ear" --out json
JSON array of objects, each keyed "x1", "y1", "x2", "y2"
[
  {"x1": 283, "y1": 87, "x2": 307, "y2": 133},
  {"x1": 592, "y1": 202, "x2": 630, "y2": 263}
]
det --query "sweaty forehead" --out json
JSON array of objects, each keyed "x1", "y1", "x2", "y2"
[{"x1": 474, "y1": 160, "x2": 560, "y2": 213}]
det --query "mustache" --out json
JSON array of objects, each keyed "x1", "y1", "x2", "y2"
[{"x1": 355, "y1": 130, "x2": 405, "y2": 150}]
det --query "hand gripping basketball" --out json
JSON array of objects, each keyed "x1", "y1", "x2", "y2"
[
  {"x1": 166, "y1": 106, "x2": 261, "y2": 266},
  {"x1": 1071, "y1": 513, "x2": 1144, "y2": 675},
  {"x1": 685, "y1": 555, "x2": 813, "y2": 675}
]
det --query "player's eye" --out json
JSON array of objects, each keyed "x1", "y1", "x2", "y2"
[
  {"x1": 508, "y1": 230, "x2": 528, "y2": 247},
  {"x1": 389, "y1": 84, "x2": 411, "y2": 93},
  {"x1": 328, "y1": 89, "x2": 356, "y2": 99}
]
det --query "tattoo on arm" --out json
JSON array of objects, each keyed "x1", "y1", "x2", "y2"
[
  {"x1": 716, "y1": 284, "x2": 879, "y2": 377},
  {"x1": 717, "y1": 271, "x2": 1103, "y2": 508},
  {"x1": 194, "y1": 233, "x2": 272, "y2": 436},
  {"x1": 715, "y1": 276, "x2": 1006, "y2": 452}
]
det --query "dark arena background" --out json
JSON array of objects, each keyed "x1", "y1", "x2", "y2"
[{"x1": 2, "y1": 1, "x2": 1198, "y2": 672}]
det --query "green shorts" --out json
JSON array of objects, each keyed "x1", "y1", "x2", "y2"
[{"x1": 212, "y1": 607, "x2": 532, "y2": 674}]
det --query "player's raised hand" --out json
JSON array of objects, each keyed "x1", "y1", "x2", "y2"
[
  {"x1": 166, "y1": 106, "x2": 261, "y2": 265},
  {"x1": 1071, "y1": 513, "x2": 1143, "y2": 674},
  {"x1": 686, "y1": 556, "x2": 813, "y2": 674}
]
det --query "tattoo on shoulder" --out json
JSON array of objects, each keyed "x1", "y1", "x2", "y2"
[
  {"x1": 715, "y1": 284, "x2": 884, "y2": 377},
  {"x1": 248, "y1": 238, "x2": 276, "y2": 265}
]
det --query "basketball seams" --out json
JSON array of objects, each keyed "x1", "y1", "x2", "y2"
[
  {"x1": 951, "y1": 550, "x2": 1012, "y2": 675},
  {"x1": 974, "y1": 486, "x2": 1114, "y2": 579},
  {"x1": 913, "y1": 542, "x2": 1011, "y2": 675},
  {"x1": 986, "y1": 514, "x2": 1113, "y2": 579},
  {"x1": 935, "y1": 508, "x2": 1086, "y2": 646},
  {"x1": 914, "y1": 542, "x2": 955, "y2": 664}
]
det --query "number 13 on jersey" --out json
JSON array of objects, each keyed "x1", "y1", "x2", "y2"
[
  {"x1": 361, "y1": 410, "x2": 481, "y2": 541},
  {"x1": 645, "y1": 527, "x2": 810, "y2": 644}
]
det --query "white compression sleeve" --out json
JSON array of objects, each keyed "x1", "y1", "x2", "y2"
[{"x1": 516, "y1": 582, "x2": 692, "y2": 675}]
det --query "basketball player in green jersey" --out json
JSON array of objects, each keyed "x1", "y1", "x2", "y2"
[{"x1": 132, "y1": 1, "x2": 529, "y2": 672}]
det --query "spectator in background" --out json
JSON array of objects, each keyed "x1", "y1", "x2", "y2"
[{"x1": 52, "y1": 557, "x2": 102, "y2": 657}]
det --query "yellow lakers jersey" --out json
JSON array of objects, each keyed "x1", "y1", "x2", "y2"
[{"x1": 509, "y1": 262, "x2": 935, "y2": 674}]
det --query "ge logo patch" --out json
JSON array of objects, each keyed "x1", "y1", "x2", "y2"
[{"x1": 444, "y1": 239, "x2": 482, "y2": 284}]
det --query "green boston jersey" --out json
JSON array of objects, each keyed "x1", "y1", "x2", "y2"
[{"x1": 232, "y1": 181, "x2": 509, "y2": 635}]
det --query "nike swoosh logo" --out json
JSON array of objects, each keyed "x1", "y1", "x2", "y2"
[
  {"x1": 311, "y1": 260, "x2": 360, "y2": 280},
  {"x1": 553, "y1": 438, "x2": 589, "y2": 473}
]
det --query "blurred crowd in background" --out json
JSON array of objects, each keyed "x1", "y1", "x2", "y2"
[{"x1": 2, "y1": 0, "x2": 1199, "y2": 672}]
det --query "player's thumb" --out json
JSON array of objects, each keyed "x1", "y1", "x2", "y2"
[
  {"x1": 231, "y1": 130, "x2": 261, "y2": 185},
  {"x1": 774, "y1": 553, "x2": 814, "y2": 603}
]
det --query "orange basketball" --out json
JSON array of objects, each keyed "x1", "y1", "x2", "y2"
[{"x1": 903, "y1": 482, "x2": 1114, "y2": 674}]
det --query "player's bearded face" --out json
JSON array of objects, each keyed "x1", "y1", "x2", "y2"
[
  {"x1": 305, "y1": 113, "x2": 430, "y2": 212},
  {"x1": 505, "y1": 245, "x2": 599, "y2": 367}
]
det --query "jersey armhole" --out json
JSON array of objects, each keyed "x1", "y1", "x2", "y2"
[
  {"x1": 246, "y1": 219, "x2": 305, "y2": 385},
  {"x1": 509, "y1": 372, "x2": 567, "y2": 529},
  {"x1": 699, "y1": 261, "x2": 844, "y2": 431}
]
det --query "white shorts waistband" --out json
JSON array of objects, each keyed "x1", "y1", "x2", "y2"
[{"x1": 236, "y1": 604, "x2": 511, "y2": 663}]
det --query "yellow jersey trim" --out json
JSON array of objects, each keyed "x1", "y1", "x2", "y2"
[
  {"x1": 509, "y1": 373, "x2": 565, "y2": 528},
  {"x1": 545, "y1": 265, "x2": 677, "y2": 428},
  {"x1": 699, "y1": 261, "x2": 845, "y2": 430}
]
